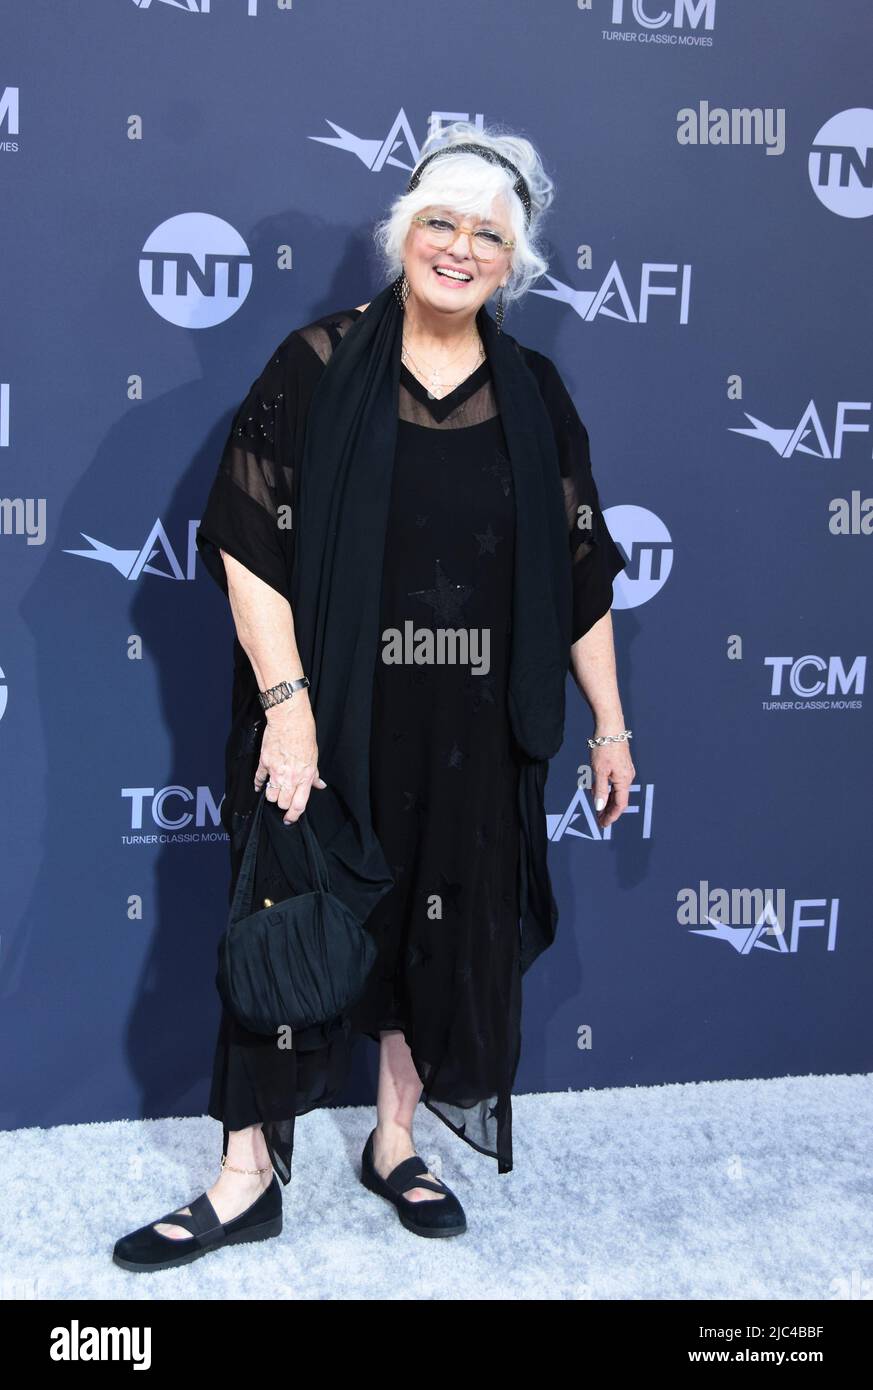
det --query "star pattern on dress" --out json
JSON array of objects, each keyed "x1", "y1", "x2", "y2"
[
  {"x1": 402, "y1": 789, "x2": 428, "y2": 817},
  {"x1": 407, "y1": 943, "x2": 432, "y2": 969},
  {"x1": 407, "y1": 559, "x2": 473, "y2": 624},
  {"x1": 447, "y1": 741, "x2": 466, "y2": 770},
  {"x1": 482, "y1": 450, "x2": 512, "y2": 497},
  {"x1": 463, "y1": 671, "x2": 496, "y2": 711},
  {"x1": 474, "y1": 522, "x2": 502, "y2": 555},
  {"x1": 437, "y1": 872, "x2": 462, "y2": 916}
]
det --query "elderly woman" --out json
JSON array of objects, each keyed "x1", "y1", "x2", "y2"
[{"x1": 113, "y1": 121, "x2": 633, "y2": 1271}]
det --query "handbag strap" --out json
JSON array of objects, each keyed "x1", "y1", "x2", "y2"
[
  {"x1": 229, "y1": 785, "x2": 329, "y2": 925},
  {"x1": 229, "y1": 784, "x2": 269, "y2": 924},
  {"x1": 299, "y1": 812, "x2": 330, "y2": 895}
]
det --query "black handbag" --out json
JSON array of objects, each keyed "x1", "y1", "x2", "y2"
[{"x1": 216, "y1": 785, "x2": 379, "y2": 1035}]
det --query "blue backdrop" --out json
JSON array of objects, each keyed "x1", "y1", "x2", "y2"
[{"x1": 2, "y1": 0, "x2": 871, "y2": 1136}]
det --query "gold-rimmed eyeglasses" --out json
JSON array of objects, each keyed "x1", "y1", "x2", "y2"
[{"x1": 412, "y1": 214, "x2": 515, "y2": 263}]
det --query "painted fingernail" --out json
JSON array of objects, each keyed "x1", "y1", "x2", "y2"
[{"x1": 595, "y1": 797, "x2": 606, "y2": 811}]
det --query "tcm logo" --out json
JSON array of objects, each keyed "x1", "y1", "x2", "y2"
[
  {"x1": 123, "y1": 787, "x2": 223, "y2": 831},
  {"x1": 601, "y1": 505, "x2": 672, "y2": 610},
  {"x1": 64, "y1": 519, "x2": 201, "y2": 580},
  {"x1": 606, "y1": 0, "x2": 717, "y2": 33},
  {"x1": 547, "y1": 781, "x2": 654, "y2": 840},
  {"x1": 531, "y1": 261, "x2": 691, "y2": 324},
  {"x1": 765, "y1": 656, "x2": 865, "y2": 699},
  {"x1": 730, "y1": 399, "x2": 873, "y2": 458},
  {"x1": 809, "y1": 109, "x2": 873, "y2": 219},
  {"x1": 139, "y1": 214, "x2": 252, "y2": 328},
  {"x1": 0, "y1": 86, "x2": 19, "y2": 138},
  {"x1": 309, "y1": 108, "x2": 484, "y2": 175}
]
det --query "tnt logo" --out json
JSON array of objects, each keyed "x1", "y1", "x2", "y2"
[
  {"x1": 139, "y1": 213, "x2": 253, "y2": 328},
  {"x1": 602, "y1": 505, "x2": 672, "y2": 610},
  {"x1": 809, "y1": 108, "x2": 873, "y2": 219}
]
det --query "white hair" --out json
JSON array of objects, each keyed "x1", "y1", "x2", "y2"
[{"x1": 372, "y1": 119, "x2": 556, "y2": 306}]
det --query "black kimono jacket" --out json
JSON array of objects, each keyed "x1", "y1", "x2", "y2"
[{"x1": 195, "y1": 303, "x2": 626, "y2": 976}]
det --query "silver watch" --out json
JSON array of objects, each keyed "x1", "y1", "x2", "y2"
[{"x1": 257, "y1": 675, "x2": 310, "y2": 711}]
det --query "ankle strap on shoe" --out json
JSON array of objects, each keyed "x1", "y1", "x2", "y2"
[{"x1": 220, "y1": 1154, "x2": 272, "y2": 1176}]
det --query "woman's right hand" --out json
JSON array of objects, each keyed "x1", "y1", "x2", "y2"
[{"x1": 254, "y1": 700, "x2": 327, "y2": 824}]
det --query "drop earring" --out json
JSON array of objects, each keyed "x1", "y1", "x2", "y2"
[
  {"x1": 393, "y1": 269, "x2": 410, "y2": 311},
  {"x1": 496, "y1": 284, "x2": 505, "y2": 334}
]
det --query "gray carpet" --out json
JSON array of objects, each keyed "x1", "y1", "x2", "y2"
[{"x1": 3, "y1": 1073, "x2": 871, "y2": 1300}]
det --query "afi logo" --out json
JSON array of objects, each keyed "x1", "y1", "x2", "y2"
[
  {"x1": 809, "y1": 108, "x2": 873, "y2": 219},
  {"x1": 730, "y1": 400, "x2": 873, "y2": 458},
  {"x1": 309, "y1": 108, "x2": 484, "y2": 174},
  {"x1": 531, "y1": 262, "x2": 691, "y2": 324},
  {"x1": 691, "y1": 898, "x2": 839, "y2": 953},
  {"x1": 64, "y1": 519, "x2": 201, "y2": 581},
  {"x1": 547, "y1": 781, "x2": 654, "y2": 840},
  {"x1": 139, "y1": 214, "x2": 252, "y2": 328},
  {"x1": 608, "y1": 0, "x2": 717, "y2": 31},
  {"x1": 123, "y1": 786, "x2": 224, "y2": 831},
  {"x1": 131, "y1": 1, "x2": 260, "y2": 13},
  {"x1": 765, "y1": 656, "x2": 866, "y2": 698}
]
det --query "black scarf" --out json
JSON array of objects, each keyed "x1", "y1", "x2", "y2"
[{"x1": 288, "y1": 280, "x2": 572, "y2": 936}]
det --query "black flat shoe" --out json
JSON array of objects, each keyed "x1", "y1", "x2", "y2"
[
  {"x1": 360, "y1": 1128, "x2": 467, "y2": 1237},
  {"x1": 112, "y1": 1174, "x2": 282, "y2": 1272}
]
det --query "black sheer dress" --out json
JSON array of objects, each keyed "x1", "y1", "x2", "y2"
[
  {"x1": 198, "y1": 306, "x2": 625, "y2": 1186},
  {"x1": 347, "y1": 356, "x2": 521, "y2": 1172}
]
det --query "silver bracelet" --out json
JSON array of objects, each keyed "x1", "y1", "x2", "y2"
[
  {"x1": 258, "y1": 675, "x2": 310, "y2": 711},
  {"x1": 587, "y1": 729, "x2": 632, "y2": 749}
]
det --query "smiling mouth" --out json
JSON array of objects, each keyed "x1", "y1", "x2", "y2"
[{"x1": 433, "y1": 266, "x2": 473, "y2": 283}]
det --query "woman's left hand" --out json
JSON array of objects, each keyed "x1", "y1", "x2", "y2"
[{"x1": 589, "y1": 739, "x2": 635, "y2": 829}]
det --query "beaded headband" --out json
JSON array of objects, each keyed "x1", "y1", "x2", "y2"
[{"x1": 406, "y1": 142, "x2": 533, "y2": 227}]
